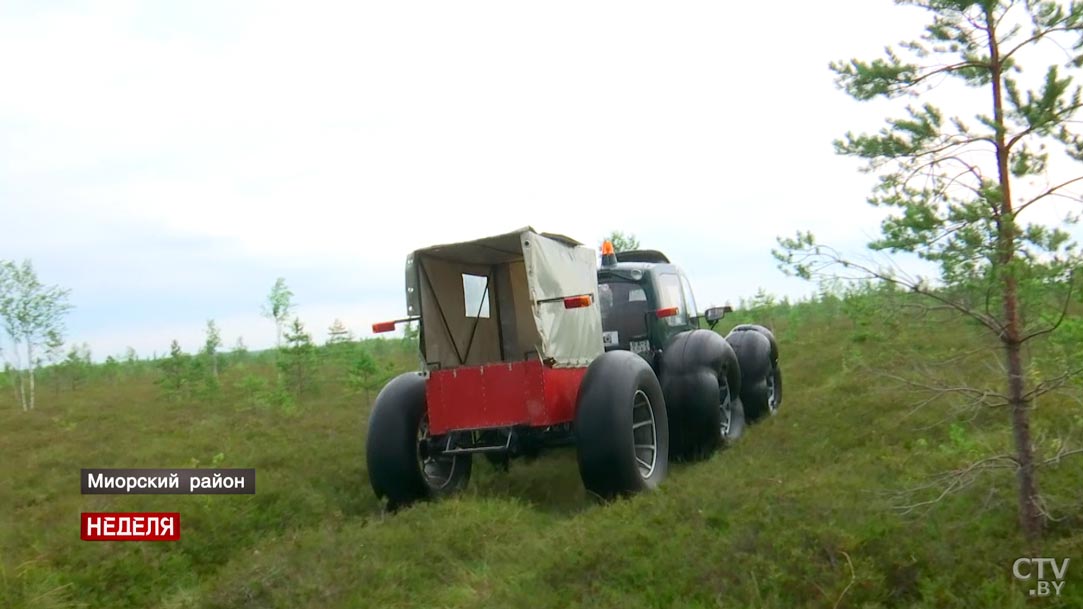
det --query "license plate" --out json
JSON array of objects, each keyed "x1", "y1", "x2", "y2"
[{"x1": 630, "y1": 340, "x2": 650, "y2": 354}]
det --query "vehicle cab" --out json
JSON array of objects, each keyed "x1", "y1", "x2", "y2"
[{"x1": 596, "y1": 246, "x2": 700, "y2": 366}]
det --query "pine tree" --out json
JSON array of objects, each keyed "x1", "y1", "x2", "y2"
[
  {"x1": 401, "y1": 321, "x2": 420, "y2": 351},
  {"x1": 157, "y1": 340, "x2": 190, "y2": 401},
  {"x1": 326, "y1": 318, "x2": 353, "y2": 345},
  {"x1": 278, "y1": 317, "x2": 316, "y2": 397},
  {"x1": 102, "y1": 355, "x2": 120, "y2": 385},
  {"x1": 347, "y1": 347, "x2": 390, "y2": 402},
  {"x1": 232, "y1": 336, "x2": 248, "y2": 366},
  {"x1": 776, "y1": 0, "x2": 1083, "y2": 540},
  {"x1": 59, "y1": 343, "x2": 91, "y2": 391}
]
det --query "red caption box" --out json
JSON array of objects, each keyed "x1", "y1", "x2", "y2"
[{"x1": 80, "y1": 512, "x2": 181, "y2": 541}]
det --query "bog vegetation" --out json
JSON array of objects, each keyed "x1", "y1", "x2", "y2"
[{"x1": 1, "y1": 283, "x2": 1081, "y2": 609}]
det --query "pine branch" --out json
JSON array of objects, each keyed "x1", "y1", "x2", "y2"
[
  {"x1": 1006, "y1": 102, "x2": 1083, "y2": 152},
  {"x1": 1001, "y1": 25, "x2": 1083, "y2": 65},
  {"x1": 1019, "y1": 271, "x2": 1077, "y2": 343},
  {"x1": 1013, "y1": 175, "x2": 1083, "y2": 215},
  {"x1": 895, "y1": 453, "x2": 1017, "y2": 514},
  {"x1": 796, "y1": 247, "x2": 1006, "y2": 334},
  {"x1": 1022, "y1": 366, "x2": 1083, "y2": 400}
]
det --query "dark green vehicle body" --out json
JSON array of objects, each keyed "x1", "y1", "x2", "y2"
[{"x1": 596, "y1": 250, "x2": 705, "y2": 367}]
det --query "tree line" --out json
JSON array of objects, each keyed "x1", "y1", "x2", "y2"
[{"x1": 0, "y1": 266, "x2": 416, "y2": 412}]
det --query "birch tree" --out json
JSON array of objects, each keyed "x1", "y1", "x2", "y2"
[
  {"x1": 203, "y1": 319, "x2": 222, "y2": 379},
  {"x1": 262, "y1": 278, "x2": 294, "y2": 348},
  {"x1": 0, "y1": 260, "x2": 73, "y2": 411}
]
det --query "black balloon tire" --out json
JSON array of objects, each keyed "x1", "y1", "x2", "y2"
[
  {"x1": 576, "y1": 350, "x2": 670, "y2": 499},
  {"x1": 366, "y1": 372, "x2": 472, "y2": 509},
  {"x1": 660, "y1": 329, "x2": 744, "y2": 461},
  {"x1": 725, "y1": 325, "x2": 783, "y2": 423}
]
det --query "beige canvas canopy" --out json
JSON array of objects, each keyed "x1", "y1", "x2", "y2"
[{"x1": 405, "y1": 227, "x2": 603, "y2": 369}]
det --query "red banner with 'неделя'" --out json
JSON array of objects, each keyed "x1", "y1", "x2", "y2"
[{"x1": 80, "y1": 512, "x2": 180, "y2": 541}]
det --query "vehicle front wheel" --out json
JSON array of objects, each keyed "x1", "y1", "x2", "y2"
[
  {"x1": 366, "y1": 372, "x2": 472, "y2": 509},
  {"x1": 576, "y1": 351, "x2": 669, "y2": 499}
]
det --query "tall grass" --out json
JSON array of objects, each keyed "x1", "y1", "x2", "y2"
[{"x1": 1, "y1": 294, "x2": 1080, "y2": 609}]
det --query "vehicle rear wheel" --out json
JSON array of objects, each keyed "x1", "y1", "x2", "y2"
[
  {"x1": 366, "y1": 372, "x2": 472, "y2": 509},
  {"x1": 576, "y1": 351, "x2": 669, "y2": 499},
  {"x1": 725, "y1": 326, "x2": 783, "y2": 423}
]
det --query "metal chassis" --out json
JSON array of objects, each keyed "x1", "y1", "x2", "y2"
[{"x1": 421, "y1": 423, "x2": 577, "y2": 459}]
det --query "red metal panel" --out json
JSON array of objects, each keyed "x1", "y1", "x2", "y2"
[
  {"x1": 427, "y1": 366, "x2": 482, "y2": 434},
  {"x1": 522, "y1": 360, "x2": 547, "y2": 424},
  {"x1": 483, "y1": 362, "x2": 530, "y2": 428},
  {"x1": 427, "y1": 361, "x2": 528, "y2": 434},
  {"x1": 538, "y1": 366, "x2": 587, "y2": 427},
  {"x1": 426, "y1": 360, "x2": 588, "y2": 434}
]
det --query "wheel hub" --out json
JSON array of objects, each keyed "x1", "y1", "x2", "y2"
[
  {"x1": 631, "y1": 389, "x2": 658, "y2": 479},
  {"x1": 766, "y1": 372, "x2": 777, "y2": 412},
  {"x1": 416, "y1": 416, "x2": 457, "y2": 490},
  {"x1": 719, "y1": 380, "x2": 732, "y2": 438}
]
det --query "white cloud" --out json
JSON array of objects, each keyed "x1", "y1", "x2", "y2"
[{"x1": 3, "y1": 0, "x2": 1078, "y2": 358}]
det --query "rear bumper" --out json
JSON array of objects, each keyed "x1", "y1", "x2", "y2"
[{"x1": 426, "y1": 360, "x2": 586, "y2": 434}]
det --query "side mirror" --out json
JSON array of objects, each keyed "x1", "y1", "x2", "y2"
[{"x1": 704, "y1": 305, "x2": 733, "y2": 327}]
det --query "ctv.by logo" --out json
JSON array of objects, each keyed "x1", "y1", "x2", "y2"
[{"x1": 1013, "y1": 558, "x2": 1070, "y2": 597}]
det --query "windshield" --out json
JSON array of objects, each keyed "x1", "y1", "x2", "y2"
[{"x1": 598, "y1": 279, "x2": 650, "y2": 352}]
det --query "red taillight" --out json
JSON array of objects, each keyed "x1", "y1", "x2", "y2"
[
  {"x1": 564, "y1": 294, "x2": 592, "y2": 309},
  {"x1": 656, "y1": 307, "x2": 679, "y2": 318},
  {"x1": 372, "y1": 321, "x2": 397, "y2": 333}
]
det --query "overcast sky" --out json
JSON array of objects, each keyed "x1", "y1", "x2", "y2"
[{"x1": 4, "y1": 0, "x2": 1071, "y2": 359}]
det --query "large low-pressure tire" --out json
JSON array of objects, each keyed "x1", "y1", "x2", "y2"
[
  {"x1": 661, "y1": 330, "x2": 745, "y2": 461},
  {"x1": 366, "y1": 372, "x2": 472, "y2": 509},
  {"x1": 576, "y1": 351, "x2": 669, "y2": 499},
  {"x1": 725, "y1": 325, "x2": 783, "y2": 423}
]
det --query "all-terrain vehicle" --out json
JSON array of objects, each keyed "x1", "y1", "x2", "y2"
[{"x1": 367, "y1": 228, "x2": 782, "y2": 507}]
